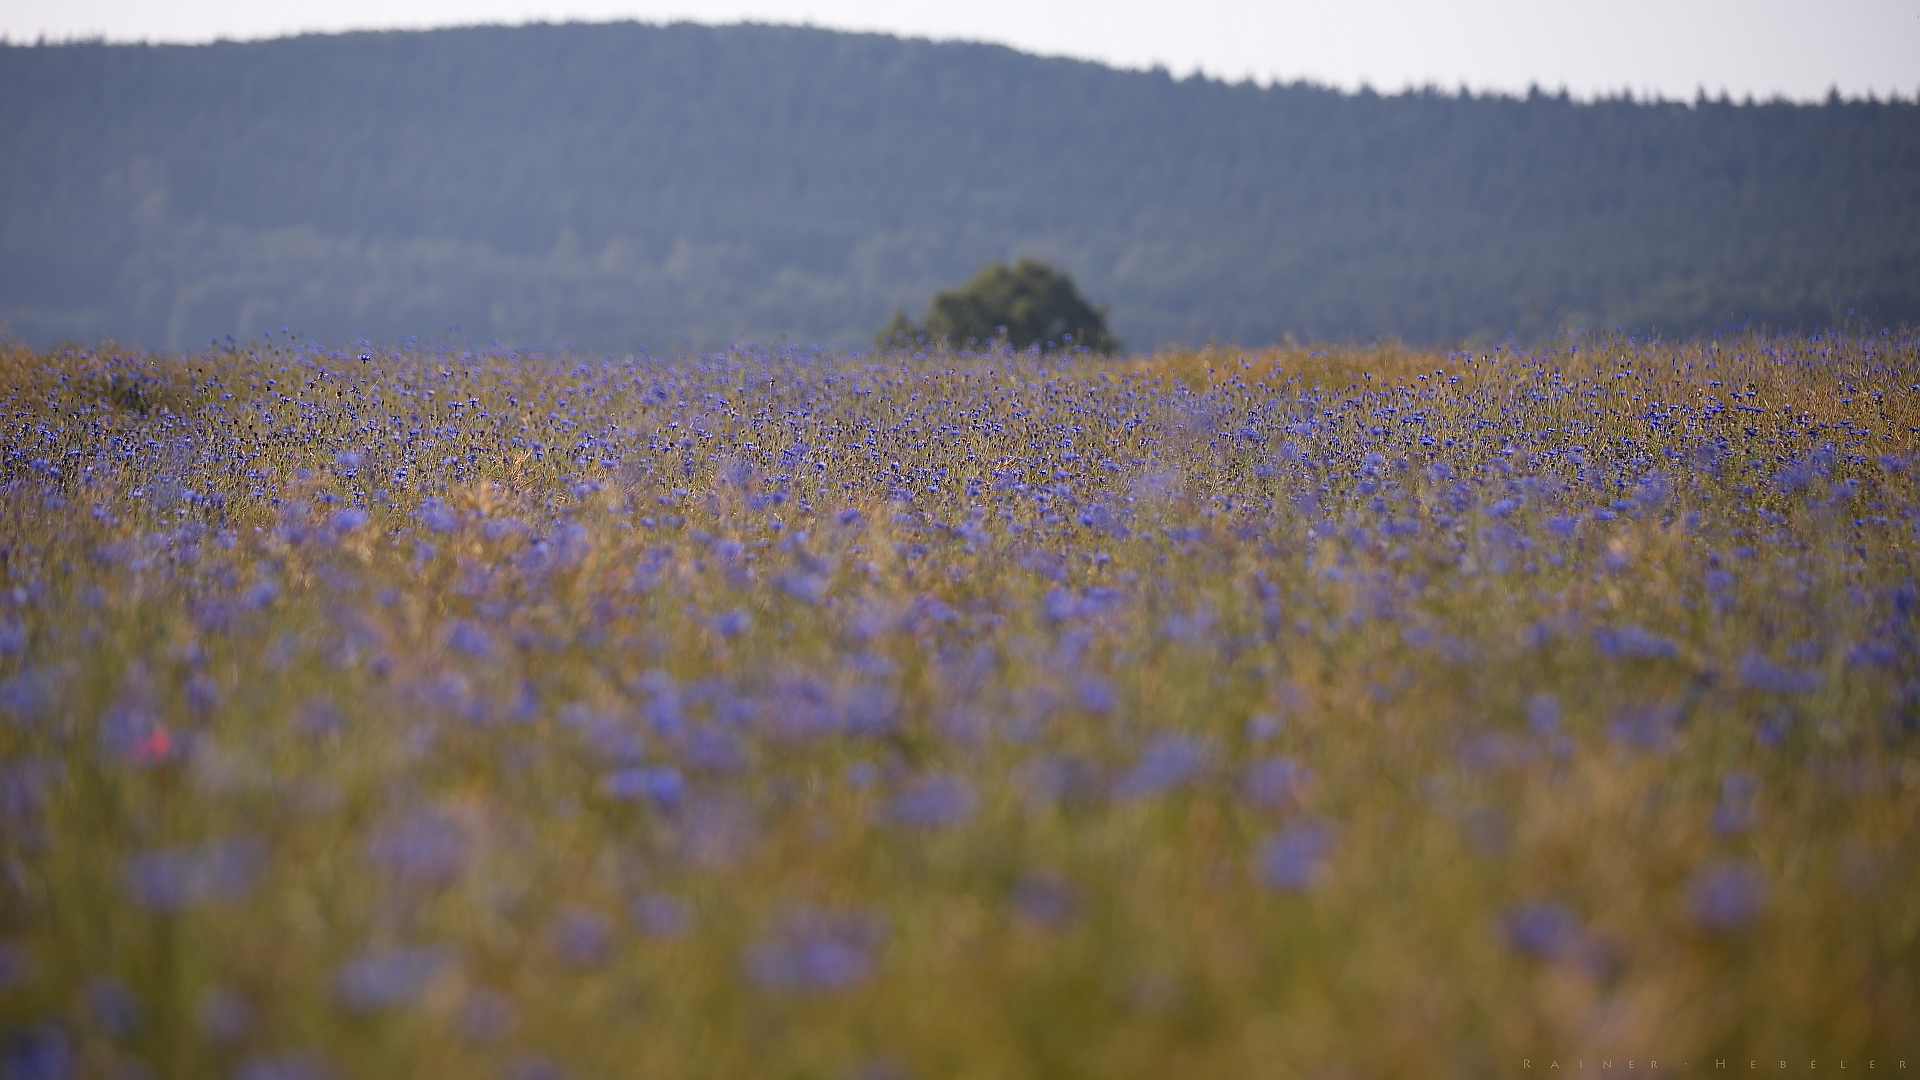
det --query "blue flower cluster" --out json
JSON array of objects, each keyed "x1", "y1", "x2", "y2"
[{"x1": 0, "y1": 330, "x2": 1915, "y2": 1076}]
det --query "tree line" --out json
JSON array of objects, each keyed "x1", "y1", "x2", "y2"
[{"x1": 1, "y1": 22, "x2": 1916, "y2": 352}]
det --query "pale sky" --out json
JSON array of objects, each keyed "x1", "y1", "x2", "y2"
[{"x1": 3, "y1": 0, "x2": 1917, "y2": 102}]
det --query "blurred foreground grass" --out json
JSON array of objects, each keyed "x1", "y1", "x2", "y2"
[{"x1": 1, "y1": 332, "x2": 1917, "y2": 1079}]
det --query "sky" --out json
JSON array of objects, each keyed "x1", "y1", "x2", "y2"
[{"x1": 3, "y1": 0, "x2": 1918, "y2": 102}]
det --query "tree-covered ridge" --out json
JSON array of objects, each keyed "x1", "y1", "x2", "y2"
[{"x1": 1, "y1": 21, "x2": 1917, "y2": 351}]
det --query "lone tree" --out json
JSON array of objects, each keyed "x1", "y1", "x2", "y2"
[{"x1": 879, "y1": 258, "x2": 1120, "y2": 354}]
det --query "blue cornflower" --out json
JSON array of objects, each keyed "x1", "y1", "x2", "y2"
[
  {"x1": 445, "y1": 620, "x2": 495, "y2": 658},
  {"x1": 333, "y1": 947, "x2": 453, "y2": 1013},
  {"x1": 1687, "y1": 861, "x2": 1767, "y2": 930},
  {"x1": 550, "y1": 909, "x2": 614, "y2": 968},
  {"x1": 328, "y1": 507, "x2": 368, "y2": 536},
  {"x1": 840, "y1": 685, "x2": 900, "y2": 736},
  {"x1": 1593, "y1": 624, "x2": 1680, "y2": 661},
  {"x1": 1500, "y1": 902, "x2": 1582, "y2": 960},
  {"x1": 631, "y1": 894, "x2": 694, "y2": 939},
  {"x1": 1075, "y1": 676, "x2": 1117, "y2": 716},
  {"x1": 1, "y1": 1024, "x2": 72, "y2": 1080},
  {"x1": 1735, "y1": 654, "x2": 1823, "y2": 695},
  {"x1": 1526, "y1": 693, "x2": 1562, "y2": 735},
  {"x1": 0, "y1": 670, "x2": 56, "y2": 726},
  {"x1": 418, "y1": 499, "x2": 462, "y2": 534},
  {"x1": 123, "y1": 837, "x2": 264, "y2": 912},
  {"x1": 719, "y1": 458, "x2": 755, "y2": 489},
  {"x1": 600, "y1": 766, "x2": 684, "y2": 808},
  {"x1": 1010, "y1": 872, "x2": 1079, "y2": 928},
  {"x1": 879, "y1": 775, "x2": 977, "y2": 829},
  {"x1": 742, "y1": 909, "x2": 884, "y2": 992},
  {"x1": 1242, "y1": 757, "x2": 1310, "y2": 809},
  {"x1": 1111, "y1": 734, "x2": 1205, "y2": 800},
  {"x1": 684, "y1": 726, "x2": 746, "y2": 772},
  {"x1": 776, "y1": 571, "x2": 829, "y2": 603},
  {"x1": 480, "y1": 517, "x2": 527, "y2": 542},
  {"x1": 1773, "y1": 460, "x2": 1821, "y2": 495},
  {"x1": 184, "y1": 672, "x2": 222, "y2": 715},
  {"x1": 365, "y1": 811, "x2": 467, "y2": 889},
  {"x1": 567, "y1": 709, "x2": 644, "y2": 765},
  {"x1": 1630, "y1": 472, "x2": 1670, "y2": 513},
  {"x1": 844, "y1": 761, "x2": 879, "y2": 790},
  {"x1": 1256, "y1": 818, "x2": 1336, "y2": 892},
  {"x1": 294, "y1": 698, "x2": 344, "y2": 738},
  {"x1": 1, "y1": 760, "x2": 61, "y2": 839},
  {"x1": 98, "y1": 697, "x2": 175, "y2": 765},
  {"x1": 83, "y1": 976, "x2": 140, "y2": 1039},
  {"x1": 1607, "y1": 700, "x2": 1686, "y2": 753}
]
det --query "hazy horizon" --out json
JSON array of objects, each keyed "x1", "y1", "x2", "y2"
[{"x1": 6, "y1": 0, "x2": 1917, "y2": 104}]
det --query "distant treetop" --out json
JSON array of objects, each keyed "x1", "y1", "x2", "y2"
[{"x1": 880, "y1": 259, "x2": 1121, "y2": 355}]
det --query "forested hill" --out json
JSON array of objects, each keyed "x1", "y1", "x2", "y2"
[{"x1": 3, "y1": 22, "x2": 1918, "y2": 352}]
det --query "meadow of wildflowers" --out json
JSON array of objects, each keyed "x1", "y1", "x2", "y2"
[{"x1": 0, "y1": 331, "x2": 1916, "y2": 1078}]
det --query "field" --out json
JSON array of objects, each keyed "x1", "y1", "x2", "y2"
[{"x1": 1, "y1": 332, "x2": 1916, "y2": 1079}]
